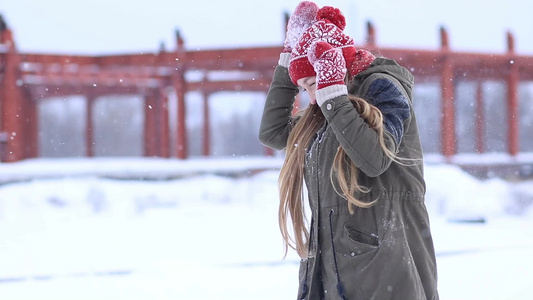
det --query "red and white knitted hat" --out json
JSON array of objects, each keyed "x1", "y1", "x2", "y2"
[{"x1": 288, "y1": 6, "x2": 374, "y2": 84}]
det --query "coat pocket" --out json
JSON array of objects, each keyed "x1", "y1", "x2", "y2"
[
  {"x1": 333, "y1": 221, "x2": 380, "y2": 257},
  {"x1": 344, "y1": 224, "x2": 380, "y2": 247}
]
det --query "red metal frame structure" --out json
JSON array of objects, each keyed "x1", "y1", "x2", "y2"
[{"x1": 1, "y1": 15, "x2": 533, "y2": 162}]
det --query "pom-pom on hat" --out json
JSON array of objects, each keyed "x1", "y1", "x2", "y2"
[
  {"x1": 288, "y1": 5, "x2": 374, "y2": 85},
  {"x1": 316, "y1": 6, "x2": 346, "y2": 30}
]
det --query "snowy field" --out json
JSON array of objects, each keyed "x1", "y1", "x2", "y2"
[{"x1": 0, "y1": 157, "x2": 532, "y2": 300}]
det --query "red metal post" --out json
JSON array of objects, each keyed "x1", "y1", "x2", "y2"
[
  {"x1": 506, "y1": 31, "x2": 519, "y2": 156},
  {"x1": 154, "y1": 48, "x2": 171, "y2": 159},
  {"x1": 174, "y1": 31, "x2": 188, "y2": 159},
  {"x1": 202, "y1": 92, "x2": 211, "y2": 156},
  {"x1": 158, "y1": 90, "x2": 170, "y2": 158},
  {"x1": 0, "y1": 28, "x2": 25, "y2": 162},
  {"x1": 440, "y1": 27, "x2": 456, "y2": 157},
  {"x1": 175, "y1": 77, "x2": 187, "y2": 159},
  {"x1": 283, "y1": 12, "x2": 289, "y2": 39},
  {"x1": 176, "y1": 30, "x2": 185, "y2": 52},
  {"x1": 365, "y1": 21, "x2": 376, "y2": 48},
  {"x1": 475, "y1": 81, "x2": 485, "y2": 153},
  {"x1": 441, "y1": 62, "x2": 456, "y2": 157}
]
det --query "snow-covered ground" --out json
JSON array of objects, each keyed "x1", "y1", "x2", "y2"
[{"x1": 0, "y1": 157, "x2": 532, "y2": 300}]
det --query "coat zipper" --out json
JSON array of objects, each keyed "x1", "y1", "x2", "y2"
[
  {"x1": 329, "y1": 209, "x2": 347, "y2": 300},
  {"x1": 301, "y1": 123, "x2": 328, "y2": 300}
]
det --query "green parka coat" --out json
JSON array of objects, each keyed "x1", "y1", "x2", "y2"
[{"x1": 259, "y1": 57, "x2": 439, "y2": 300}]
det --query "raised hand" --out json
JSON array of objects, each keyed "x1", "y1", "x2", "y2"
[
  {"x1": 283, "y1": 1, "x2": 319, "y2": 53},
  {"x1": 307, "y1": 41, "x2": 347, "y2": 90}
]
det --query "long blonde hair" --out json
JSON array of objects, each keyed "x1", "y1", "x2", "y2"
[{"x1": 278, "y1": 91, "x2": 398, "y2": 258}]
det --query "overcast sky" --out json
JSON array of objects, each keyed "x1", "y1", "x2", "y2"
[{"x1": 2, "y1": 0, "x2": 532, "y2": 55}]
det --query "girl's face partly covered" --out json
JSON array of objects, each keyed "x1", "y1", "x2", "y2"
[{"x1": 297, "y1": 76, "x2": 317, "y2": 105}]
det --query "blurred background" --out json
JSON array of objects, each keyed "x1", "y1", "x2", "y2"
[
  {"x1": 0, "y1": 0, "x2": 532, "y2": 299},
  {"x1": 1, "y1": 0, "x2": 533, "y2": 161}
]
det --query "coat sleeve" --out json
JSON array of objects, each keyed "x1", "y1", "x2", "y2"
[
  {"x1": 258, "y1": 65, "x2": 300, "y2": 150},
  {"x1": 320, "y1": 74, "x2": 411, "y2": 177}
]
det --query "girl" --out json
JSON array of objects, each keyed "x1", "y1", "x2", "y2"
[{"x1": 259, "y1": 2, "x2": 439, "y2": 299}]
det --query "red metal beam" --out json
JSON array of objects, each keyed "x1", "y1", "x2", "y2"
[
  {"x1": 186, "y1": 79, "x2": 273, "y2": 93},
  {"x1": 26, "y1": 84, "x2": 156, "y2": 100}
]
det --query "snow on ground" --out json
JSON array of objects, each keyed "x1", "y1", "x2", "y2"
[{"x1": 0, "y1": 157, "x2": 532, "y2": 300}]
